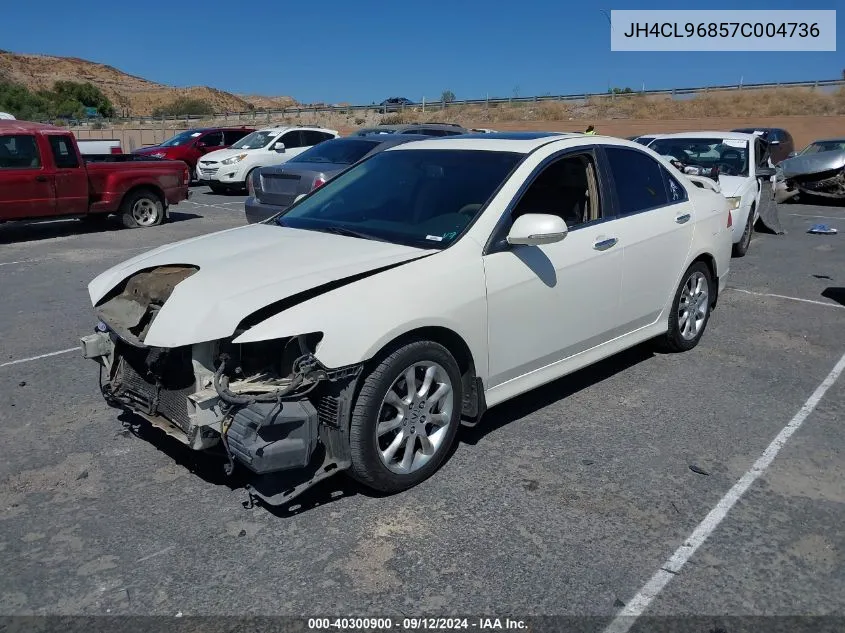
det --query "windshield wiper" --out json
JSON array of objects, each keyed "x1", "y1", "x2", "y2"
[{"x1": 314, "y1": 226, "x2": 388, "y2": 242}]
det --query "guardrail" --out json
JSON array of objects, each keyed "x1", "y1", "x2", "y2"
[{"x1": 54, "y1": 78, "x2": 845, "y2": 127}]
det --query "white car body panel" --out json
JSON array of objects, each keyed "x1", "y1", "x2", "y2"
[
  {"x1": 647, "y1": 132, "x2": 763, "y2": 244},
  {"x1": 88, "y1": 224, "x2": 433, "y2": 348},
  {"x1": 88, "y1": 134, "x2": 732, "y2": 408},
  {"x1": 198, "y1": 126, "x2": 338, "y2": 186},
  {"x1": 76, "y1": 139, "x2": 122, "y2": 155}
]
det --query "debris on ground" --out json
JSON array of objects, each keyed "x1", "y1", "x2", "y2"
[
  {"x1": 807, "y1": 224, "x2": 838, "y2": 235},
  {"x1": 689, "y1": 464, "x2": 711, "y2": 476}
]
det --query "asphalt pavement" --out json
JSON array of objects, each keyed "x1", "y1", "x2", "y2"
[{"x1": 1, "y1": 188, "x2": 843, "y2": 628}]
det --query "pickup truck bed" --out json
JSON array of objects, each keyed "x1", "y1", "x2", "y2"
[{"x1": 1, "y1": 120, "x2": 190, "y2": 229}]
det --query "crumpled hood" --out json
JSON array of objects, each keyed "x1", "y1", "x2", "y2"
[
  {"x1": 89, "y1": 224, "x2": 435, "y2": 348},
  {"x1": 779, "y1": 151, "x2": 845, "y2": 179}
]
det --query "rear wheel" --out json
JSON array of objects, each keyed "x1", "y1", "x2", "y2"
[
  {"x1": 657, "y1": 261, "x2": 713, "y2": 353},
  {"x1": 120, "y1": 189, "x2": 164, "y2": 229},
  {"x1": 348, "y1": 341, "x2": 462, "y2": 493},
  {"x1": 732, "y1": 203, "x2": 755, "y2": 257}
]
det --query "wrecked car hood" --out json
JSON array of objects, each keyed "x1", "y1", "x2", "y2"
[
  {"x1": 779, "y1": 151, "x2": 845, "y2": 179},
  {"x1": 88, "y1": 224, "x2": 435, "y2": 348}
]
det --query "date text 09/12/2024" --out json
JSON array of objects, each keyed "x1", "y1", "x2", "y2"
[{"x1": 307, "y1": 617, "x2": 527, "y2": 630}]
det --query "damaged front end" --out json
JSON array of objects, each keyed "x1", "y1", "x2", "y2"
[
  {"x1": 775, "y1": 151, "x2": 845, "y2": 203},
  {"x1": 79, "y1": 265, "x2": 363, "y2": 507}
]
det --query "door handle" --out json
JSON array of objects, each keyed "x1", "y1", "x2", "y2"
[
  {"x1": 675, "y1": 213, "x2": 691, "y2": 224},
  {"x1": 593, "y1": 237, "x2": 618, "y2": 251},
  {"x1": 35, "y1": 175, "x2": 48, "y2": 182}
]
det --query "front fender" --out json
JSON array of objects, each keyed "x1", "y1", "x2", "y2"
[{"x1": 232, "y1": 249, "x2": 489, "y2": 379}]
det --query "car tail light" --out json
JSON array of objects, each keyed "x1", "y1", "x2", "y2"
[
  {"x1": 110, "y1": 146, "x2": 122, "y2": 154},
  {"x1": 727, "y1": 209, "x2": 733, "y2": 228},
  {"x1": 312, "y1": 176, "x2": 326, "y2": 190}
]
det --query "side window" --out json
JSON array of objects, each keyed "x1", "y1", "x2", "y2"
[
  {"x1": 301, "y1": 130, "x2": 332, "y2": 146},
  {"x1": 223, "y1": 130, "x2": 249, "y2": 145},
  {"x1": 755, "y1": 139, "x2": 769, "y2": 167},
  {"x1": 279, "y1": 131, "x2": 303, "y2": 148},
  {"x1": 0, "y1": 134, "x2": 42, "y2": 169},
  {"x1": 201, "y1": 131, "x2": 223, "y2": 147},
  {"x1": 604, "y1": 147, "x2": 669, "y2": 215},
  {"x1": 48, "y1": 135, "x2": 80, "y2": 169},
  {"x1": 511, "y1": 153, "x2": 602, "y2": 230},
  {"x1": 769, "y1": 130, "x2": 783, "y2": 142},
  {"x1": 661, "y1": 167, "x2": 687, "y2": 204}
]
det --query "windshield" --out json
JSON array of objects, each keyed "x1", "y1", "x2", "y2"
[
  {"x1": 649, "y1": 137, "x2": 750, "y2": 177},
  {"x1": 160, "y1": 131, "x2": 204, "y2": 147},
  {"x1": 275, "y1": 149, "x2": 522, "y2": 249},
  {"x1": 232, "y1": 130, "x2": 279, "y2": 150},
  {"x1": 800, "y1": 141, "x2": 845, "y2": 155},
  {"x1": 289, "y1": 138, "x2": 380, "y2": 165}
]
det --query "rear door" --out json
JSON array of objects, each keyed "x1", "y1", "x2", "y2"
[
  {"x1": 45, "y1": 134, "x2": 88, "y2": 216},
  {"x1": 0, "y1": 133, "x2": 55, "y2": 220},
  {"x1": 277, "y1": 130, "x2": 306, "y2": 159},
  {"x1": 600, "y1": 145, "x2": 695, "y2": 332}
]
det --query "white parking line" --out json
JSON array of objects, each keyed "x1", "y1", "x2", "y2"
[
  {"x1": 604, "y1": 350, "x2": 845, "y2": 633},
  {"x1": 0, "y1": 259, "x2": 44, "y2": 267},
  {"x1": 729, "y1": 287, "x2": 845, "y2": 310},
  {"x1": 788, "y1": 213, "x2": 845, "y2": 220},
  {"x1": 0, "y1": 347, "x2": 77, "y2": 368}
]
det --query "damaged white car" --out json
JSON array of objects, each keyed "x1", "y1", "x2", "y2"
[
  {"x1": 647, "y1": 132, "x2": 776, "y2": 257},
  {"x1": 81, "y1": 132, "x2": 732, "y2": 506}
]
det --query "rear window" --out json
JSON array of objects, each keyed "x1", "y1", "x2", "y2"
[
  {"x1": 290, "y1": 139, "x2": 380, "y2": 165},
  {"x1": 48, "y1": 135, "x2": 80, "y2": 168},
  {"x1": 0, "y1": 134, "x2": 41, "y2": 169}
]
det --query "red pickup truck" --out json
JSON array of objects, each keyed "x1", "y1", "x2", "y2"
[{"x1": 0, "y1": 121, "x2": 190, "y2": 229}]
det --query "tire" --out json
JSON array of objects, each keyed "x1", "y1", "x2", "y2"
[
  {"x1": 732, "y1": 203, "x2": 754, "y2": 257},
  {"x1": 209, "y1": 184, "x2": 226, "y2": 194},
  {"x1": 120, "y1": 189, "x2": 164, "y2": 229},
  {"x1": 657, "y1": 261, "x2": 713, "y2": 353},
  {"x1": 348, "y1": 341, "x2": 463, "y2": 493},
  {"x1": 242, "y1": 168, "x2": 256, "y2": 193}
]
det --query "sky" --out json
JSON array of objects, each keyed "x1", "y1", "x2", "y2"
[{"x1": 2, "y1": 0, "x2": 841, "y2": 105}]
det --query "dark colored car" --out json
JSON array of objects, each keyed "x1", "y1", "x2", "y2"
[
  {"x1": 379, "y1": 97, "x2": 414, "y2": 112},
  {"x1": 731, "y1": 128, "x2": 794, "y2": 164},
  {"x1": 352, "y1": 123, "x2": 469, "y2": 137},
  {"x1": 244, "y1": 134, "x2": 430, "y2": 224},
  {"x1": 631, "y1": 135, "x2": 656, "y2": 146},
  {"x1": 133, "y1": 127, "x2": 255, "y2": 181}
]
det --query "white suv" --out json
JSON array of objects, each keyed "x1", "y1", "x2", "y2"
[{"x1": 198, "y1": 126, "x2": 338, "y2": 193}]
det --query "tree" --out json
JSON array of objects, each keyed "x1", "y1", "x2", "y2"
[
  {"x1": 51, "y1": 81, "x2": 115, "y2": 117},
  {"x1": 441, "y1": 90, "x2": 455, "y2": 103},
  {"x1": 151, "y1": 97, "x2": 215, "y2": 118}
]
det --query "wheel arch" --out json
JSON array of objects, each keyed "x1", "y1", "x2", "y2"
[
  {"x1": 120, "y1": 184, "x2": 166, "y2": 211},
  {"x1": 689, "y1": 252, "x2": 719, "y2": 308},
  {"x1": 361, "y1": 325, "x2": 485, "y2": 423}
]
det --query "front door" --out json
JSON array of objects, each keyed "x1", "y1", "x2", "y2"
[
  {"x1": 482, "y1": 148, "x2": 623, "y2": 393},
  {"x1": 0, "y1": 133, "x2": 55, "y2": 220}
]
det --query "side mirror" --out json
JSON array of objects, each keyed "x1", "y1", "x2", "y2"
[
  {"x1": 756, "y1": 166, "x2": 776, "y2": 178},
  {"x1": 274, "y1": 142, "x2": 286, "y2": 152},
  {"x1": 506, "y1": 214, "x2": 568, "y2": 246},
  {"x1": 195, "y1": 141, "x2": 207, "y2": 149}
]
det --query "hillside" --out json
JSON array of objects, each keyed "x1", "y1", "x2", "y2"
[{"x1": 0, "y1": 52, "x2": 295, "y2": 116}]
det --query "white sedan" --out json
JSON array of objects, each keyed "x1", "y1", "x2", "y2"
[
  {"x1": 645, "y1": 132, "x2": 776, "y2": 257},
  {"x1": 80, "y1": 132, "x2": 732, "y2": 506}
]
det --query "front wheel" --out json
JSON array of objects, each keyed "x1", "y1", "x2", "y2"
[
  {"x1": 657, "y1": 261, "x2": 713, "y2": 353},
  {"x1": 120, "y1": 189, "x2": 164, "y2": 229},
  {"x1": 732, "y1": 203, "x2": 755, "y2": 257},
  {"x1": 348, "y1": 341, "x2": 462, "y2": 493}
]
